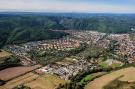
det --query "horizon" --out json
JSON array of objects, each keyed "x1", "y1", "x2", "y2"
[
  {"x1": 0, "y1": 0, "x2": 135, "y2": 13},
  {"x1": 0, "y1": 11, "x2": 135, "y2": 15}
]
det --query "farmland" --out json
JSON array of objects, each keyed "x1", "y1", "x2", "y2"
[
  {"x1": 0, "y1": 73, "x2": 38, "y2": 89},
  {"x1": 0, "y1": 50, "x2": 12, "y2": 64},
  {"x1": 0, "y1": 73, "x2": 66, "y2": 89},
  {"x1": 0, "y1": 50, "x2": 11, "y2": 59},
  {"x1": 25, "y1": 74, "x2": 67, "y2": 89},
  {"x1": 85, "y1": 67, "x2": 135, "y2": 89},
  {"x1": 0, "y1": 65, "x2": 41, "y2": 81},
  {"x1": 104, "y1": 79, "x2": 135, "y2": 89}
]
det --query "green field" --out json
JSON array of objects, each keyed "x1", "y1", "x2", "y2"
[
  {"x1": 78, "y1": 72, "x2": 107, "y2": 87},
  {"x1": 99, "y1": 61, "x2": 122, "y2": 69}
]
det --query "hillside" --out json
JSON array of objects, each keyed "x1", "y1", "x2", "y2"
[
  {"x1": 0, "y1": 29, "x2": 68, "y2": 48},
  {"x1": 0, "y1": 13, "x2": 135, "y2": 48}
]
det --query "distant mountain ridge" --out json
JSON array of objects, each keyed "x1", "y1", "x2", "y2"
[
  {"x1": 0, "y1": 13, "x2": 135, "y2": 48},
  {"x1": 1, "y1": 12, "x2": 135, "y2": 18}
]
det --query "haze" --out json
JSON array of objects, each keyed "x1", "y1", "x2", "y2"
[{"x1": 0, "y1": 0, "x2": 135, "y2": 13}]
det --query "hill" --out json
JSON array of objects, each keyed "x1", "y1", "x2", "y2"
[{"x1": 0, "y1": 13, "x2": 135, "y2": 47}]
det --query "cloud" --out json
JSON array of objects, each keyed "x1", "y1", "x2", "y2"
[{"x1": 0, "y1": 0, "x2": 135, "y2": 13}]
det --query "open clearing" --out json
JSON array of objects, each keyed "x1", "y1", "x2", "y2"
[
  {"x1": 0, "y1": 50, "x2": 11, "y2": 58},
  {"x1": 85, "y1": 67, "x2": 135, "y2": 89},
  {"x1": 0, "y1": 65, "x2": 41, "y2": 81},
  {"x1": 25, "y1": 74, "x2": 67, "y2": 89}
]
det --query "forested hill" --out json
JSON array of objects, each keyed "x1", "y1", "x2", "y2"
[
  {"x1": 0, "y1": 14, "x2": 69, "y2": 48},
  {"x1": 0, "y1": 13, "x2": 135, "y2": 48},
  {"x1": 1, "y1": 13, "x2": 135, "y2": 33}
]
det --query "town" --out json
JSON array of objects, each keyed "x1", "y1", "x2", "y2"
[
  {"x1": 4, "y1": 30, "x2": 135, "y2": 79},
  {"x1": 1, "y1": 30, "x2": 135, "y2": 89}
]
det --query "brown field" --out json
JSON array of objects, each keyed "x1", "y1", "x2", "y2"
[
  {"x1": 0, "y1": 65, "x2": 41, "y2": 81},
  {"x1": 25, "y1": 74, "x2": 67, "y2": 89},
  {"x1": 0, "y1": 73, "x2": 39, "y2": 89},
  {"x1": 85, "y1": 67, "x2": 135, "y2": 89},
  {"x1": 0, "y1": 50, "x2": 12, "y2": 58},
  {"x1": 0, "y1": 73, "x2": 67, "y2": 89}
]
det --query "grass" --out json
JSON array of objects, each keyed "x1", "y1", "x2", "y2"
[
  {"x1": 78, "y1": 72, "x2": 106, "y2": 87},
  {"x1": 112, "y1": 63, "x2": 122, "y2": 68},
  {"x1": 99, "y1": 61, "x2": 122, "y2": 69},
  {"x1": 78, "y1": 75, "x2": 93, "y2": 85},
  {"x1": 99, "y1": 62, "x2": 108, "y2": 68}
]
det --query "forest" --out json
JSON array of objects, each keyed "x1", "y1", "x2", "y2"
[{"x1": 0, "y1": 13, "x2": 135, "y2": 48}]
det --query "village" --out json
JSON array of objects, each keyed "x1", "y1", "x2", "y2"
[
  {"x1": 1, "y1": 30, "x2": 135, "y2": 89},
  {"x1": 6, "y1": 37, "x2": 81, "y2": 56},
  {"x1": 2, "y1": 31, "x2": 134, "y2": 79},
  {"x1": 4, "y1": 30, "x2": 135, "y2": 77},
  {"x1": 35, "y1": 59, "x2": 99, "y2": 80}
]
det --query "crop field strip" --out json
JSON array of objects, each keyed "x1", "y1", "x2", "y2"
[
  {"x1": 0, "y1": 73, "x2": 39, "y2": 89},
  {"x1": 0, "y1": 64, "x2": 41, "y2": 81},
  {"x1": 25, "y1": 74, "x2": 67, "y2": 89},
  {"x1": 85, "y1": 67, "x2": 135, "y2": 89}
]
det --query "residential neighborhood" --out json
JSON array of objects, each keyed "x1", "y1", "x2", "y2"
[{"x1": 3, "y1": 30, "x2": 135, "y2": 81}]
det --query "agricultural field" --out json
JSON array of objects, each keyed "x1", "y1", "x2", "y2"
[
  {"x1": 0, "y1": 50, "x2": 12, "y2": 64},
  {"x1": 0, "y1": 50, "x2": 12, "y2": 59},
  {"x1": 0, "y1": 73, "x2": 39, "y2": 89},
  {"x1": 0, "y1": 73, "x2": 66, "y2": 89},
  {"x1": 25, "y1": 74, "x2": 67, "y2": 89},
  {"x1": 104, "y1": 79, "x2": 135, "y2": 89},
  {"x1": 0, "y1": 65, "x2": 41, "y2": 81},
  {"x1": 85, "y1": 67, "x2": 135, "y2": 89}
]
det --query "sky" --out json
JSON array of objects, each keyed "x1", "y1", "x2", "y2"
[{"x1": 0, "y1": 0, "x2": 135, "y2": 13}]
